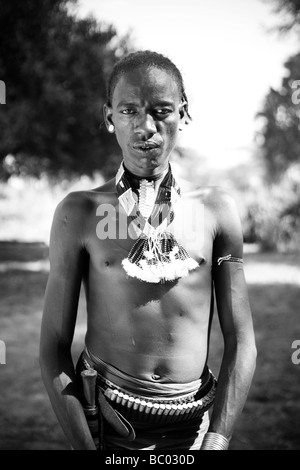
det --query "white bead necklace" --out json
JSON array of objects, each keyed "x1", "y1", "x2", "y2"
[{"x1": 138, "y1": 179, "x2": 156, "y2": 219}]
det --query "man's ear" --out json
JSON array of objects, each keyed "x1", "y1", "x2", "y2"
[
  {"x1": 103, "y1": 103, "x2": 115, "y2": 132},
  {"x1": 179, "y1": 100, "x2": 187, "y2": 125}
]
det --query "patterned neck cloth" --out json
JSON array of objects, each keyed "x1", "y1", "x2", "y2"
[{"x1": 115, "y1": 161, "x2": 199, "y2": 283}]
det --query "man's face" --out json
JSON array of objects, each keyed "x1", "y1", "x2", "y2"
[{"x1": 104, "y1": 66, "x2": 184, "y2": 176}]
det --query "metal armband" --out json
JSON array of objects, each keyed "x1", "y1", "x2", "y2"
[
  {"x1": 201, "y1": 432, "x2": 229, "y2": 450},
  {"x1": 215, "y1": 254, "x2": 243, "y2": 266}
]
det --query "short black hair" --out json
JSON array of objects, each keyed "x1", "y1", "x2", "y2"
[{"x1": 106, "y1": 50, "x2": 192, "y2": 123}]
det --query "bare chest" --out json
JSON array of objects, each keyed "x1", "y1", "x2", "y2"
[{"x1": 86, "y1": 195, "x2": 214, "y2": 288}]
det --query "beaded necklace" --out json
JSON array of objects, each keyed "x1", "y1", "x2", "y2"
[{"x1": 116, "y1": 161, "x2": 199, "y2": 283}]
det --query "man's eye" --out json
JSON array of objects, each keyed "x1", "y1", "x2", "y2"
[
  {"x1": 121, "y1": 109, "x2": 136, "y2": 115},
  {"x1": 155, "y1": 109, "x2": 171, "y2": 115}
]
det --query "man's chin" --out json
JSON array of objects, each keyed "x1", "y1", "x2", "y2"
[{"x1": 124, "y1": 154, "x2": 169, "y2": 173}]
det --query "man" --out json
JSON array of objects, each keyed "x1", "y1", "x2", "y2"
[{"x1": 39, "y1": 50, "x2": 256, "y2": 451}]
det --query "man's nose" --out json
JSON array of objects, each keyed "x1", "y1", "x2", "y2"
[{"x1": 135, "y1": 112, "x2": 157, "y2": 137}]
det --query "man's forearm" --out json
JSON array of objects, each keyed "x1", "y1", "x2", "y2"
[
  {"x1": 40, "y1": 348, "x2": 97, "y2": 450},
  {"x1": 205, "y1": 340, "x2": 256, "y2": 444}
]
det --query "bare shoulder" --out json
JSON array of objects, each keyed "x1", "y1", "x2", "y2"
[
  {"x1": 54, "y1": 190, "x2": 94, "y2": 229},
  {"x1": 184, "y1": 183, "x2": 238, "y2": 214},
  {"x1": 187, "y1": 185, "x2": 242, "y2": 244},
  {"x1": 55, "y1": 178, "x2": 116, "y2": 216},
  {"x1": 52, "y1": 178, "x2": 116, "y2": 241},
  {"x1": 200, "y1": 186, "x2": 239, "y2": 214},
  {"x1": 202, "y1": 187, "x2": 243, "y2": 253}
]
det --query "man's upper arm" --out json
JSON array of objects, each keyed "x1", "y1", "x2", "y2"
[
  {"x1": 41, "y1": 192, "x2": 88, "y2": 350},
  {"x1": 212, "y1": 189, "x2": 243, "y2": 260},
  {"x1": 211, "y1": 189, "x2": 253, "y2": 344}
]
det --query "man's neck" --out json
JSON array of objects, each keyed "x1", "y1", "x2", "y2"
[{"x1": 123, "y1": 164, "x2": 169, "y2": 192}]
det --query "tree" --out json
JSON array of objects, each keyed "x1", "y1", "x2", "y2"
[
  {"x1": 264, "y1": 0, "x2": 300, "y2": 34},
  {"x1": 0, "y1": 0, "x2": 133, "y2": 180},
  {"x1": 255, "y1": 0, "x2": 300, "y2": 181},
  {"x1": 245, "y1": 1, "x2": 300, "y2": 252},
  {"x1": 256, "y1": 53, "x2": 300, "y2": 181}
]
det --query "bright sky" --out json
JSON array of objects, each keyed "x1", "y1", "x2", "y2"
[{"x1": 76, "y1": 0, "x2": 299, "y2": 168}]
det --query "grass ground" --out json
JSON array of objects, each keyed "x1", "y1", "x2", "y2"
[{"x1": 0, "y1": 242, "x2": 299, "y2": 450}]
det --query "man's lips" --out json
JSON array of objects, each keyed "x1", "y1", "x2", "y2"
[{"x1": 132, "y1": 141, "x2": 161, "y2": 150}]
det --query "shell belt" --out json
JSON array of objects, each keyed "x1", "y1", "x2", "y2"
[{"x1": 82, "y1": 356, "x2": 216, "y2": 425}]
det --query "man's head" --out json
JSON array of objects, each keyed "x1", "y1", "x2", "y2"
[{"x1": 104, "y1": 51, "x2": 191, "y2": 177}]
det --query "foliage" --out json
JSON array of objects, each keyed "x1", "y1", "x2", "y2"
[
  {"x1": 264, "y1": 0, "x2": 300, "y2": 34},
  {"x1": 243, "y1": 163, "x2": 300, "y2": 252},
  {"x1": 256, "y1": 1, "x2": 300, "y2": 182},
  {"x1": 256, "y1": 51, "x2": 300, "y2": 182},
  {"x1": 0, "y1": 0, "x2": 133, "y2": 180}
]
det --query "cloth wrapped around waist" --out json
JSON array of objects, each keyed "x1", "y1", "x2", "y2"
[{"x1": 77, "y1": 347, "x2": 217, "y2": 432}]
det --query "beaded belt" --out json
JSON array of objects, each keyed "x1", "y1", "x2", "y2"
[{"x1": 81, "y1": 355, "x2": 216, "y2": 425}]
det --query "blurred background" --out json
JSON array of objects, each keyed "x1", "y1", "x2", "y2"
[{"x1": 0, "y1": 0, "x2": 299, "y2": 450}]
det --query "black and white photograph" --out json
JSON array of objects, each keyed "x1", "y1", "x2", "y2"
[{"x1": 0, "y1": 0, "x2": 299, "y2": 453}]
